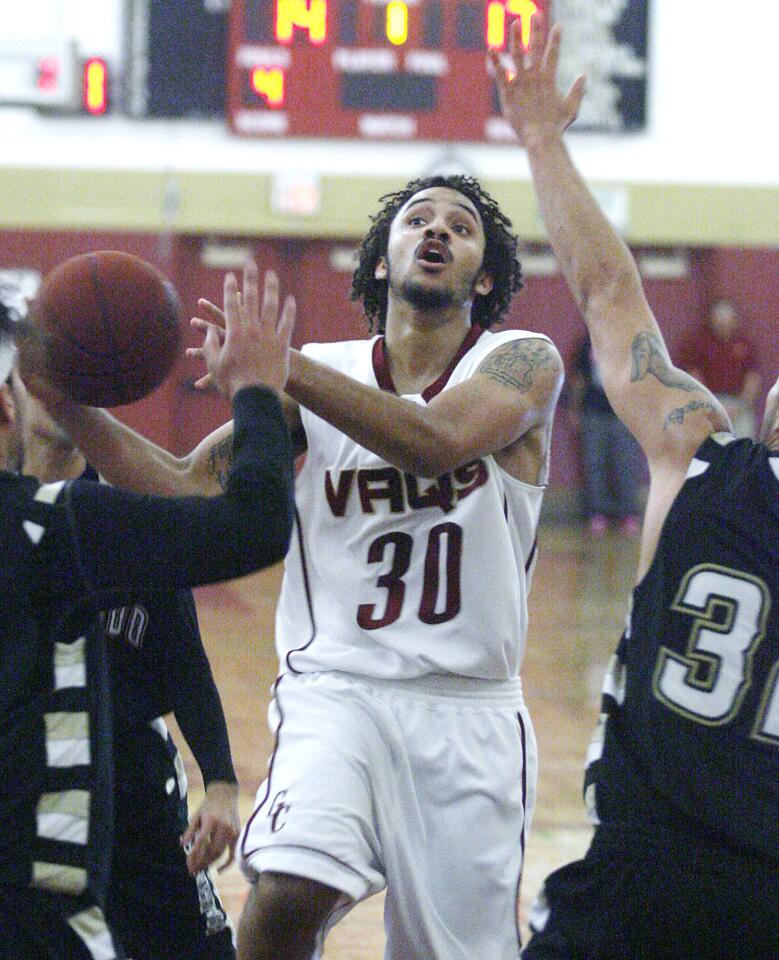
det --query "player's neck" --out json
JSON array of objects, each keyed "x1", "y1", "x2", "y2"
[{"x1": 383, "y1": 309, "x2": 471, "y2": 392}]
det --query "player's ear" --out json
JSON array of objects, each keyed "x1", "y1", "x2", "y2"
[
  {"x1": 474, "y1": 271, "x2": 493, "y2": 296},
  {"x1": 374, "y1": 257, "x2": 388, "y2": 281}
]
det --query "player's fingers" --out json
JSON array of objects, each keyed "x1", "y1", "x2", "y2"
[
  {"x1": 180, "y1": 815, "x2": 201, "y2": 849},
  {"x1": 509, "y1": 17, "x2": 528, "y2": 71},
  {"x1": 277, "y1": 295, "x2": 296, "y2": 343},
  {"x1": 260, "y1": 270, "x2": 280, "y2": 328},
  {"x1": 525, "y1": 11, "x2": 545, "y2": 68},
  {"x1": 562, "y1": 74, "x2": 587, "y2": 128},
  {"x1": 542, "y1": 22, "x2": 562, "y2": 77},
  {"x1": 191, "y1": 317, "x2": 226, "y2": 343},
  {"x1": 488, "y1": 50, "x2": 510, "y2": 108},
  {"x1": 243, "y1": 259, "x2": 260, "y2": 322},
  {"x1": 218, "y1": 838, "x2": 237, "y2": 873},
  {"x1": 197, "y1": 299, "x2": 227, "y2": 329},
  {"x1": 201, "y1": 325, "x2": 222, "y2": 370},
  {"x1": 223, "y1": 273, "x2": 240, "y2": 326}
]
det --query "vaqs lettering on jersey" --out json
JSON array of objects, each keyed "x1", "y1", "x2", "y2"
[{"x1": 324, "y1": 459, "x2": 489, "y2": 516}]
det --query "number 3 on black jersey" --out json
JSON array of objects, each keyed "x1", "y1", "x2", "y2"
[{"x1": 652, "y1": 563, "x2": 779, "y2": 744}]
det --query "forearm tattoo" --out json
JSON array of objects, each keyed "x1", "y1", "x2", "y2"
[
  {"x1": 206, "y1": 436, "x2": 235, "y2": 491},
  {"x1": 630, "y1": 331, "x2": 698, "y2": 392},
  {"x1": 479, "y1": 340, "x2": 561, "y2": 393},
  {"x1": 664, "y1": 400, "x2": 717, "y2": 429}
]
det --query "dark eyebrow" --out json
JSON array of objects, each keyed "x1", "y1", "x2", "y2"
[{"x1": 404, "y1": 197, "x2": 480, "y2": 224}]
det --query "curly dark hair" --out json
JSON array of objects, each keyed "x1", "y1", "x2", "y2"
[{"x1": 351, "y1": 175, "x2": 523, "y2": 333}]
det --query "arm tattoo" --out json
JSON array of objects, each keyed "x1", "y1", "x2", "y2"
[
  {"x1": 206, "y1": 436, "x2": 235, "y2": 491},
  {"x1": 630, "y1": 331, "x2": 698, "y2": 392},
  {"x1": 664, "y1": 400, "x2": 717, "y2": 429},
  {"x1": 479, "y1": 340, "x2": 560, "y2": 394}
]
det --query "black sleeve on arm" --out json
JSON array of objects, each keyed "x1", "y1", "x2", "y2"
[
  {"x1": 166, "y1": 591, "x2": 237, "y2": 786},
  {"x1": 64, "y1": 385, "x2": 294, "y2": 598}
]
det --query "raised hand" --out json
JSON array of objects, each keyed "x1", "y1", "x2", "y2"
[
  {"x1": 490, "y1": 19, "x2": 586, "y2": 146},
  {"x1": 189, "y1": 260, "x2": 295, "y2": 398}
]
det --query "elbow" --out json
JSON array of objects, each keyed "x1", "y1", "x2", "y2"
[
  {"x1": 407, "y1": 434, "x2": 467, "y2": 478},
  {"x1": 251, "y1": 492, "x2": 295, "y2": 568}
]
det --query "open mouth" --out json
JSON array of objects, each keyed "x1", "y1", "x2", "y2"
[{"x1": 416, "y1": 239, "x2": 451, "y2": 266}]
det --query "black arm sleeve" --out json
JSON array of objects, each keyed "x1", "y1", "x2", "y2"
[
  {"x1": 62, "y1": 386, "x2": 294, "y2": 599},
  {"x1": 165, "y1": 591, "x2": 237, "y2": 786}
]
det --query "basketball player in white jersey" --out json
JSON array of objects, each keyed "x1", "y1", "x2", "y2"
[{"x1": 45, "y1": 171, "x2": 565, "y2": 957}]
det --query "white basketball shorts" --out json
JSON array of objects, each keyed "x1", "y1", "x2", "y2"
[{"x1": 239, "y1": 670, "x2": 537, "y2": 960}]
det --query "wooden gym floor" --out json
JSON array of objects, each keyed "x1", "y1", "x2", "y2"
[{"x1": 179, "y1": 522, "x2": 640, "y2": 957}]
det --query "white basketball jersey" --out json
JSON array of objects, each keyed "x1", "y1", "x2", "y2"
[{"x1": 276, "y1": 326, "x2": 550, "y2": 680}]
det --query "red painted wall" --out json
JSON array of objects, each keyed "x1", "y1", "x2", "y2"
[{"x1": 2, "y1": 229, "x2": 776, "y2": 488}]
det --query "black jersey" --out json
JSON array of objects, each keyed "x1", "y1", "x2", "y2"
[
  {"x1": 585, "y1": 433, "x2": 779, "y2": 862},
  {"x1": 0, "y1": 386, "x2": 292, "y2": 901},
  {"x1": 107, "y1": 589, "x2": 236, "y2": 787}
]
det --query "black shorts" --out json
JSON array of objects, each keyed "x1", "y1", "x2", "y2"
[
  {"x1": 0, "y1": 888, "x2": 125, "y2": 960},
  {"x1": 106, "y1": 723, "x2": 234, "y2": 960},
  {"x1": 522, "y1": 826, "x2": 779, "y2": 960}
]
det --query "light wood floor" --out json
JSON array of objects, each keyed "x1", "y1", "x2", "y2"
[{"x1": 178, "y1": 522, "x2": 640, "y2": 958}]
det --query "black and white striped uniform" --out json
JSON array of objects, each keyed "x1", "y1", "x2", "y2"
[{"x1": 0, "y1": 386, "x2": 293, "y2": 959}]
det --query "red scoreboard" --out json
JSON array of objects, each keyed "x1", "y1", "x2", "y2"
[{"x1": 227, "y1": 0, "x2": 649, "y2": 141}]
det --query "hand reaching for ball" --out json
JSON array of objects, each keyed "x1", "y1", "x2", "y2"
[{"x1": 189, "y1": 262, "x2": 295, "y2": 398}]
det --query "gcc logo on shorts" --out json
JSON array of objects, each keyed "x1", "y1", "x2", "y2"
[{"x1": 269, "y1": 791, "x2": 290, "y2": 833}]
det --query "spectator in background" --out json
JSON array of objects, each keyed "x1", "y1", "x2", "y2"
[
  {"x1": 569, "y1": 331, "x2": 642, "y2": 537},
  {"x1": 677, "y1": 298, "x2": 761, "y2": 438}
]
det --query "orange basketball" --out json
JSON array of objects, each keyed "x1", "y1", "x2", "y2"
[{"x1": 29, "y1": 251, "x2": 181, "y2": 407}]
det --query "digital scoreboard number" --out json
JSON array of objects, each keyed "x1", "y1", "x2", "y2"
[{"x1": 227, "y1": 0, "x2": 649, "y2": 141}]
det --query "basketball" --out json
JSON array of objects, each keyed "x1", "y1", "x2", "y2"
[{"x1": 28, "y1": 250, "x2": 182, "y2": 407}]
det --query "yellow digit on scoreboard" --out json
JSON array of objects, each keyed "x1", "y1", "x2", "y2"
[
  {"x1": 386, "y1": 1, "x2": 409, "y2": 46},
  {"x1": 251, "y1": 67, "x2": 286, "y2": 108},
  {"x1": 486, "y1": 0, "x2": 539, "y2": 51},
  {"x1": 276, "y1": 0, "x2": 328, "y2": 46}
]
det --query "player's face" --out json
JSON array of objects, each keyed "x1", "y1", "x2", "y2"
[{"x1": 376, "y1": 187, "x2": 493, "y2": 315}]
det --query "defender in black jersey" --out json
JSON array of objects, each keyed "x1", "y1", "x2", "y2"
[
  {"x1": 105, "y1": 590, "x2": 238, "y2": 960},
  {"x1": 23, "y1": 456, "x2": 239, "y2": 959},
  {"x1": 0, "y1": 275, "x2": 295, "y2": 959},
  {"x1": 491, "y1": 22, "x2": 779, "y2": 960}
]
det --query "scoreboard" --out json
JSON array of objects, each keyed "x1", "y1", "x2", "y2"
[{"x1": 227, "y1": 0, "x2": 649, "y2": 141}]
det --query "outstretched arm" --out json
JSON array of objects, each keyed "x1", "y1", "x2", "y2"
[
  {"x1": 492, "y1": 21, "x2": 730, "y2": 572},
  {"x1": 163, "y1": 592, "x2": 240, "y2": 875},
  {"x1": 193, "y1": 264, "x2": 562, "y2": 479},
  {"x1": 493, "y1": 21, "x2": 729, "y2": 467}
]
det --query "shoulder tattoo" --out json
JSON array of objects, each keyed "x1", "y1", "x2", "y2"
[
  {"x1": 630, "y1": 331, "x2": 698, "y2": 392},
  {"x1": 479, "y1": 339, "x2": 561, "y2": 394},
  {"x1": 206, "y1": 435, "x2": 235, "y2": 491}
]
